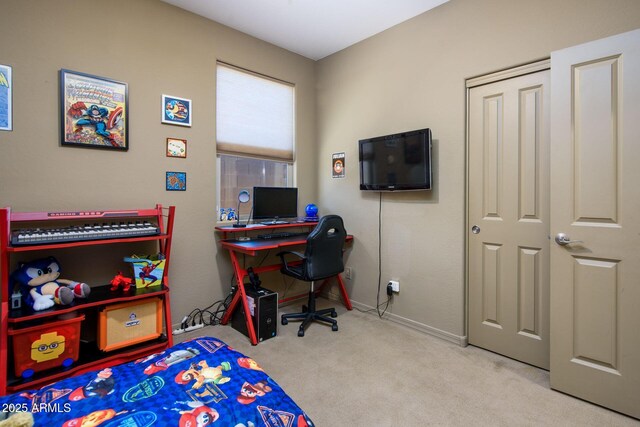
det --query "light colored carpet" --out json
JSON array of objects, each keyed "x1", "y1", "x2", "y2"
[{"x1": 177, "y1": 299, "x2": 638, "y2": 426}]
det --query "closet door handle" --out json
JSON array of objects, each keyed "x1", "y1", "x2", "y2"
[{"x1": 555, "y1": 233, "x2": 583, "y2": 246}]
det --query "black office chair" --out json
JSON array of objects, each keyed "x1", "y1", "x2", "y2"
[{"x1": 277, "y1": 215, "x2": 347, "y2": 337}]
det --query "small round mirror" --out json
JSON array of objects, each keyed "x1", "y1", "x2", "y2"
[{"x1": 238, "y1": 189, "x2": 250, "y2": 203}]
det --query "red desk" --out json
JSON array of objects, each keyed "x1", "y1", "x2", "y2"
[{"x1": 216, "y1": 223, "x2": 353, "y2": 345}]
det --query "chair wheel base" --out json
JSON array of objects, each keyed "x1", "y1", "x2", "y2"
[{"x1": 280, "y1": 290, "x2": 339, "y2": 336}]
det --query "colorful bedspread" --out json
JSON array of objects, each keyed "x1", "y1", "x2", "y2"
[{"x1": 0, "y1": 336, "x2": 313, "y2": 427}]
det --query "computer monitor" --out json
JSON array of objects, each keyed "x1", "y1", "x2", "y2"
[{"x1": 252, "y1": 187, "x2": 298, "y2": 224}]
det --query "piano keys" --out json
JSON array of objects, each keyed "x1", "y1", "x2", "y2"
[{"x1": 11, "y1": 221, "x2": 160, "y2": 246}]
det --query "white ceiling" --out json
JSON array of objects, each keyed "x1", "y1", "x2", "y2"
[{"x1": 161, "y1": 0, "x2": 449, "y2": 60}]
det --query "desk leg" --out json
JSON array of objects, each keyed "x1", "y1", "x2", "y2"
[
  {"x1": 316, "y1": 274, "x2": 353, "y2": 310},
  {"x1": 335, "y1": 274, "x2": 353, "y2": 310},
  {"x1": 219, "y1": 250, "x2": 259, "y2": 345}
]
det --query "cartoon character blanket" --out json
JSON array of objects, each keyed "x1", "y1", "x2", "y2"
[{"x1": 0, "y1": 337, "x2": 314, "y2": 427}]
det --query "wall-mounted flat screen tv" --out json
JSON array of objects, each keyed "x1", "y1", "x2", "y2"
[{"x1": 359, "y1": 128, "x2": 432, "y2": 191}]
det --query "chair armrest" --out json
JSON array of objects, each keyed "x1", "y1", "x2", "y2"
[{"x1": 276, "y1": 251, "x2": 306, "y2": 277}]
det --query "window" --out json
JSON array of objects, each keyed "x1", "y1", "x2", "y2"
[
  {"x1": 217, "y1": 155, "x2": 291, "y2": 219},
  {"x1": 216, "y1": 63, "x2": 295, "y2": 220}
]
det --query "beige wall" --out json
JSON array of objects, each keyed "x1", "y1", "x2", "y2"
[
  {"x1": 0, "y1": 0, "x2": 317, "y2": 323},
  {"x1": 316, "y1": 0, "x2": 640, "y2": 340},
  {"x1": 2, "y1": 0, "x2": 640, "y2": 341}
]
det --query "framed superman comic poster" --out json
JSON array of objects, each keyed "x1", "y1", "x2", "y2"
[{"x1": 60, "y1": 69, "x2": 128, "y2": 150}]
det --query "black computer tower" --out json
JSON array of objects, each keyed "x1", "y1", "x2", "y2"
[{"x1": 231, "y1": 287, "x2": 278, "y2": 342}]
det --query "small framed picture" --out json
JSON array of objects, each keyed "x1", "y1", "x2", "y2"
[
  {"x1": 0, "y1": 64, "x2": 12, "y2": 131},
  {"x1": 166, "y1": 138, "x2": 187, "y2": 158},
  {"x1": 60, "y1": 69, "x2": 128, "y2": 150},
  {"x1": 332, "y1": 152, "x2": 345, "y2": 178},
  {"x1": 162, "y1": 94, "x2": 191, "y2": 127},
  {"x1": 166, "y1": 171, "x2": 186, "y2": 191}
]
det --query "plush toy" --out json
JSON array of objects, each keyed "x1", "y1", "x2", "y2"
[
  {"x1": 0, "y1": 410, "x2": 34, "y2": 427},
  {"x1": 11, "y1": 256, "x2": 91, "y2": 311}
]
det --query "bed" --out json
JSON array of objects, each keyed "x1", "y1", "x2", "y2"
[{"x1": 0, "y1": 337, "x2": 313, "y2": 427}]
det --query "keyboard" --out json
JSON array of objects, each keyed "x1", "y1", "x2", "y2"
[
  {"x1": 256, "y1": 232, "x2": 307, "y2": 240},
  {"x1": 11, "y1": 221, "x2": 160, "y2": 246}
]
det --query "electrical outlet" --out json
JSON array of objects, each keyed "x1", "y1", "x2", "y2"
[
  {"x1": 344, "y1": 267, "x2": 353, "y2": 280},
  {"x1": 389, "y1": 280, "x2": 400, "y2": 293}
]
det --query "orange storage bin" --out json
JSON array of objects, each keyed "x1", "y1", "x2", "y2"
[
  {"x1": 98, "y1": 298, "x2": 162, "y2": 352},
  {"x1": 8, "y1": 314, "x2": 84, "y2": 379}
]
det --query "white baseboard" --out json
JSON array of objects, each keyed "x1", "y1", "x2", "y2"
[{"x1": 326, "y1": 292, "x2": 468, "y2": 347}]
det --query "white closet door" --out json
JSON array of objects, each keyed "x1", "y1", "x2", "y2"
[{"x1": 550, "y1": 28, "x2": 640, "y2": 419}]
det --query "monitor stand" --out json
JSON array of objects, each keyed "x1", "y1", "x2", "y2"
[{"x1": 259, "y1": 217, "x2": 288, "y2": 225}]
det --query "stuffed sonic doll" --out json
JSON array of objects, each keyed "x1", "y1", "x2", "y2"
[{"x1": 11, "y1": 256, "x2": 90, "y2": 311}]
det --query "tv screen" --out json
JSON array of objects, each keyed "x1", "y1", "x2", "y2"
[
  {"x1": 359, "y1": 128, "x2": 432, "y2": 191},
  {"x1": 252, "y1": 187, "x2": 298, "y2": 223}
]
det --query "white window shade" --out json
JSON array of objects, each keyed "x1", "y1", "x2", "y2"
[{"x1": 216, "y1": 63, "x2": 295, "y2": 162}]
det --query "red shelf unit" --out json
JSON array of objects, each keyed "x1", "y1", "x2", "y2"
[{"x1": 0, "y1": 205, "x2": 175, "y2": 395}]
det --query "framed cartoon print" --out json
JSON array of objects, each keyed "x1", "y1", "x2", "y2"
[
  {"x1": 162, "y1": 94, "x2": 191, "y2": 127},
  {"x1": 0, "y1": 64, "x2": 12, "y2": 131},
  {"x1": 166, "y1": 171, "x2": 186, "y2": 191},
  {"x1": 166, "y1": 138, "x2": 187, "y2": 158}
]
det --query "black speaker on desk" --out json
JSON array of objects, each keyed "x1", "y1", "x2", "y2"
[{"x1": 231, "y1": 287, "x2": 278, "y2": 342}]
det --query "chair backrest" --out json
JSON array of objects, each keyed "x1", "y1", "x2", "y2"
[{"x1": 303, "y1": 215, "x2": 347, "y2": 280}]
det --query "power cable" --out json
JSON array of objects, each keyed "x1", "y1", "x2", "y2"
[{"x1": 376, "y1": 192, "x2": 391, "y2": 318}]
